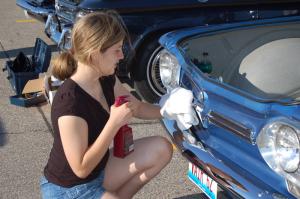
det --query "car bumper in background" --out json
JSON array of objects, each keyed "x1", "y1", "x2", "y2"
[
  {"x1": 16, "y1": 0, "x2": 54, "y2": 20},
  {"x1": 44, "y1": 14, "x2": 71, "y2": 50}
]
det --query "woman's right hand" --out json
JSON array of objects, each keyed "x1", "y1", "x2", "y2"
[{"x1": 108, "y1": 102, "x2": 133, "y2": 129}]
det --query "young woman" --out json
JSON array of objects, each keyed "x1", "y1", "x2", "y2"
[{"x1": 40, "y1": 11, "x2": 173, "y2": 199}]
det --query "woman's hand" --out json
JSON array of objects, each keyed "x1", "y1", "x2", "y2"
[
  {"x1": 108, "y1": 102, "x2": 133, "y2": 129},
  {"x1": 125, "y1": 95, "x2": 140, "y2": 115}
]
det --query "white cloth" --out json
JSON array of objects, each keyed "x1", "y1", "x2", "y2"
[
  {"x1": 159, "y1": 87, "x2": 199, "y2": 131},
  {"x1": 44, "y1": 75, "x2": 63, "y2": 105}
]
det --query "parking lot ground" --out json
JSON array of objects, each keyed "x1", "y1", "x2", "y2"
[{"x1": 0, "y1": 0, "x2": 204, "y2": 198}]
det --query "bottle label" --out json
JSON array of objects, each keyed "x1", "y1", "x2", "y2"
[{"x1": 124, "y1": 131, "x2": 134, "y2": 153}]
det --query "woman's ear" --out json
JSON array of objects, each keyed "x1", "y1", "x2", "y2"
[
  {"x1": 89, "y1": 52, "x2": 99, "y2": 70},
  {"x1": 88, "y1": 50, "x2": 105, "y2": 75},
  {"x1": 87, "y1": 51, "x2": 94, "y2": 66},
  {"x1": 89, "y1": 49, "x2": 102, "y2": 66}
]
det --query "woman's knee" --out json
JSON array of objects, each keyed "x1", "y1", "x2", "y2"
[{"x1": 151, "y1": 136, "x2": 173, "y2": 164}]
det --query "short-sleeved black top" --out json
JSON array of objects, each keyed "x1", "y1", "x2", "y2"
[{"x1": 44, "y1": 75, "x2": 115, "y2": 187}]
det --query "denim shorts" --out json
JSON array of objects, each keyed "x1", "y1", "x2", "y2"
[{"x1": 40, "y1": 172, "x2": 106, "y2": 199}]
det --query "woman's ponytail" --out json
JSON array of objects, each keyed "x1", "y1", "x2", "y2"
[{"x1": 51, "y1": 51, "x2": 77, "y2": 80}]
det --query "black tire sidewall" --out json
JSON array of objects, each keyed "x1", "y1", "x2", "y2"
[{"x1": 133, "y1": 36, "x2": 165, "y2": 103}]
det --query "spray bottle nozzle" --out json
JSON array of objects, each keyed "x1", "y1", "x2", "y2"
[{"x1": 114, "y1": 95, "x2": 129, "y2": 107}]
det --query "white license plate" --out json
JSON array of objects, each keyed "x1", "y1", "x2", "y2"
[{"x1": 188, "y1": 162, "x2": 218, "y2": 199}]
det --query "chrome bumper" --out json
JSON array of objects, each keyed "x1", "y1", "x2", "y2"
[
  {"x1": 162, "y1": 118, "x2": 293, "y2": 199},
  {"x1": 45, "y1": 14, "x2": 71, "y2": 50},
  {"x1": 16, "y1": 0, "x2": 54, "y2": 17}
]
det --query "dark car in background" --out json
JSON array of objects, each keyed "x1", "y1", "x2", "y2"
[
  {"x1": 158, "y1": 13, "x2": 300, "y2": 198},
  {"x1": 16, "y1": 0, "x2": 300, "y2": 103}
]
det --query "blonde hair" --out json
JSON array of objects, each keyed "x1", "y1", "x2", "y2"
[{"x1": 52, "y1": 10, "x2": 128, "y2": 80}]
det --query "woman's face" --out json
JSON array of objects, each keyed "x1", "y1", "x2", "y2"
[{"x1": 91, "y1": 40, "x2": 124, "y2": 76}]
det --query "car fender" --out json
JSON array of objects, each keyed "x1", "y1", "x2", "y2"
[{"x1": 126, "y1": 16, "x2": 208, "y2": 73}]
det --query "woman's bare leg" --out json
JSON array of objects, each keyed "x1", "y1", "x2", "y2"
[
  {"x1": 101, "y1": 136, "x2": 173, "y2": 199},
  {"x1": 100, "y1": 192, "x2": 119, "y2": 199}
]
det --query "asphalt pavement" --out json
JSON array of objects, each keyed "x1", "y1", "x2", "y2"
[{"x1": 0, "y1": 1, "x2": 203, "y2": 198}]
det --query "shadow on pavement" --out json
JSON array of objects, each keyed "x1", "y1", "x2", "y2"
[
  {"x1": 0, "y1": 117, "x2": 7, "y2": 147},
  {"x1": 0, "y1": 44, "x2": 58, "y2": 60},
  {"x1": 174, "y1": 193, "x2": 207, "y2": 199},
  {"x1": 36, "y1": 105, "x2": 53, "y2": 136}
]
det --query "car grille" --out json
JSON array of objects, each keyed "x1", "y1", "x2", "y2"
[
  {"x1": 63, "y1": 0, "x2": 81, "y2": 4},
  {"x1": 28, "y1": 0, "x2": 55, "y2": 6},
  {"x1": 56, "y1": 0, "x2": 78, "y2": 22}
]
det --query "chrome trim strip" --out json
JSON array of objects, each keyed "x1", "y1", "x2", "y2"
[
  {"x1": 16, "y1": 0, "x2": 54, "y2": 16},
  {"x1": 208, "y1": 111, "x2": 252, "y2": 142},
  {"x1": 45, "y1": 15, "x2": 61, "y2": 44},
  {"x1": 56, "y1": 0, "x2": 78, "y2": 22},
  {"x1": 58, "y1": 27, "x2": 72, "y2": 50}
]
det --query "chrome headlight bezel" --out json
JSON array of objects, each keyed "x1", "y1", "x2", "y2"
[
  {"x1": 158, "y1": 49, "x2": 181, "y2": 91},
  {"x1": 257, "y1": 118, "x2": 300, "y2": 185},
  {"x1": 275, "y1": 125, "x2": 300, "y2": 173}
]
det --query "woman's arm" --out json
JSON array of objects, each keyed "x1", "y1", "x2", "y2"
[
  {"x1": 58, "y1": 102, "x2": 132, "y2": 179},
  {"x1": 114, "y1": 77, "x2": 162, "y2": 120}
]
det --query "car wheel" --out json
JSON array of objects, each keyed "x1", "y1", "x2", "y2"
[{"x1": 133, "y1": 38, "x2": 167, "y2": 103}]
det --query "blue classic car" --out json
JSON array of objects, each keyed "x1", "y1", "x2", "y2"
[
  {"x1": 16, "y1": 0, "x2": 300, "y2": 103},
  {"x1": 158, "y1": 13, "x2": 300, "y2": 198}
]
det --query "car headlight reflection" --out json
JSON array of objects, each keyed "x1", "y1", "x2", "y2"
[
  {"x1": 76, "y1": 10, "x2": 93, "y2": 21},
  {"x1": 257, "y1": 118, "x2": 300, "y2": 197},
  {"x1": 158, "y1": 49, "x2": 181, "y2": 90},
  {"x1": 276, "y1": 125, "x2": 300, "y2": 173},
  {"x1": 55, "y1": 0, "x2": 59, "y2": 11}
]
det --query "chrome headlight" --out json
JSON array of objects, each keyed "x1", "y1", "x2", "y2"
[
  {"x1": 158, "y1": 49, "x2": 181, "y2": 91},
  {"x1": 257, "y1": 118, "x2": 300, "y2": 190},
  {"x1": 276, "y1": 125, "x2": 300, "y2": 172}
]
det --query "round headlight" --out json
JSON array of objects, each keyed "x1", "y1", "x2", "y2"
[
  {"x1": 257, "y1": 119, "x2": 300, "y2": 190},
  {"x1": 276, "y1": 125, "x2": 300, "y2": 173},
  {"x1": 158, "y1": 49, "x2": 180, "y2": 90}
]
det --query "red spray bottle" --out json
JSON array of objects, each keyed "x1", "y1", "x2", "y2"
[{"x1": 113, "y1": 95, "x2": 134, "y2": 158}]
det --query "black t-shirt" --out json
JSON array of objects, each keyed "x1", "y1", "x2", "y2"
[{"x1": 44, "y1": 75, "x2": 115, "y2": 187}]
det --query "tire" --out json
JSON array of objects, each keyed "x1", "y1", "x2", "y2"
[{"x1": 132, "y1": 36, "x2": 167, "y2": 103}]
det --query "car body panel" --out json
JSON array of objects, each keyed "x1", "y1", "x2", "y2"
[
  {"x1": 78, "y1": 0, "x2": 300, "y2": 11},
  {"x1": 160, "y1": 15, "x2": 300, "y2": 198}
]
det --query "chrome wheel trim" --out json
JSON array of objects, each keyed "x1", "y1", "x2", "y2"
[{"x1": 146, "y1": 46, "x2": 167, "y2": 96}]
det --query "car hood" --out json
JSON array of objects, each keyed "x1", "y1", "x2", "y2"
[
  {"x1": 160, "y1": 15, "x2": 300, "y2": 106},
  {"x1": 79, "y1": 0, "x2": 300, "y2": 11},
  {"x1": 159, "y1": 15, "x2": 300, "y2": 53}
]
